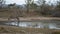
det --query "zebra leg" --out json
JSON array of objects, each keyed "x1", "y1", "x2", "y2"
[
  {"x1": 8, "y1": 18, "x2": 10, "y2": 22},
  {"x1": 8, "y1": 18, "x2": 11, "y2": 26},
  {"x1": 16, "y1": 17, "x2": 20, "y2": 27}
]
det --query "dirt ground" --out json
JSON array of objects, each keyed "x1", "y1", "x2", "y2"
[{"x1": 0, "y1": 17, "x2": 60, "y2": 21}]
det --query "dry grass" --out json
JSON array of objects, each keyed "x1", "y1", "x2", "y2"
[{"x1": 0, "y1": 25, "x2": 60, "y2": 34}]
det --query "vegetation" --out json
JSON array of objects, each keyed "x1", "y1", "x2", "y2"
[
  {"x1": 0, "y1": 25, "x2": 60, "y2": 34},
  {"x1": 0, "y1": 0, "x2": 60, "y2": 33},
  {"x1": 0, "y1": 0, "x2": 60, "y2": 17},
  {"x1": 52, "y1": 31, "x2": 60, "y2": 34}
]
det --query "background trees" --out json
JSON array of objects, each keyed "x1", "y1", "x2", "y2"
[
  {"x1": 0, "y1": 0, "x2": 60, "y2": 17},
  {"x1": 0, "y1": 0, "x2": 5, "y2": 8},
  {"x1": 25, "y1": 0, "x2": 32, "y2": 13},
  {"x1": 51, "y1": 0, "x2": 60, "y2": 17}
]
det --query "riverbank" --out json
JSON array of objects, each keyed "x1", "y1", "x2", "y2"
[
  {"x1": 0, "y1": 17, "x2": 60, "y2": 21},
  {"x1": 0, "y1": 25, "x2": 60, "y2": 34}
]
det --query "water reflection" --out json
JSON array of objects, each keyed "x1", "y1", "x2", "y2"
[{"x1": 5, "y1": 21, "x2": 60, "y2": 29}]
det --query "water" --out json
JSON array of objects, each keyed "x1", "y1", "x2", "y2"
[{"x1": 5, "y1": 20, "x2": 60, "y2": 29}]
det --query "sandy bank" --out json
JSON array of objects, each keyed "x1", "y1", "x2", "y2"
[{"x1": 0, "y1": 17, "x2": 60, "y2": 21}]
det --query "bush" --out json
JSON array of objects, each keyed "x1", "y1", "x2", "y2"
[{"x1": 52, "y1": 31, "x2": 60, "y2": 34}]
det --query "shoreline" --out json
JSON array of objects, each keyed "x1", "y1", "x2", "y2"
[{"x1": 0, "y1": 17, "x2": 60, "y2": 22}]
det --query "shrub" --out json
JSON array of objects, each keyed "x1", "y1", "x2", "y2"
[{"x1": 52, "y1": 31, "x2": 60, "y2": 34}]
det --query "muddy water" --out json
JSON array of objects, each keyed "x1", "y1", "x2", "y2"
[{"x1": 5, "y1": 20, "x2": 60, "y2": 29}]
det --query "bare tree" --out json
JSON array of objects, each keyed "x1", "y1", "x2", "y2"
[
  {"x1": 25, "y1": 0, "x2": 34, "y2": 13},
  {"x1": 0, "y1": 0, "x2": 5, "y2": 8}
]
